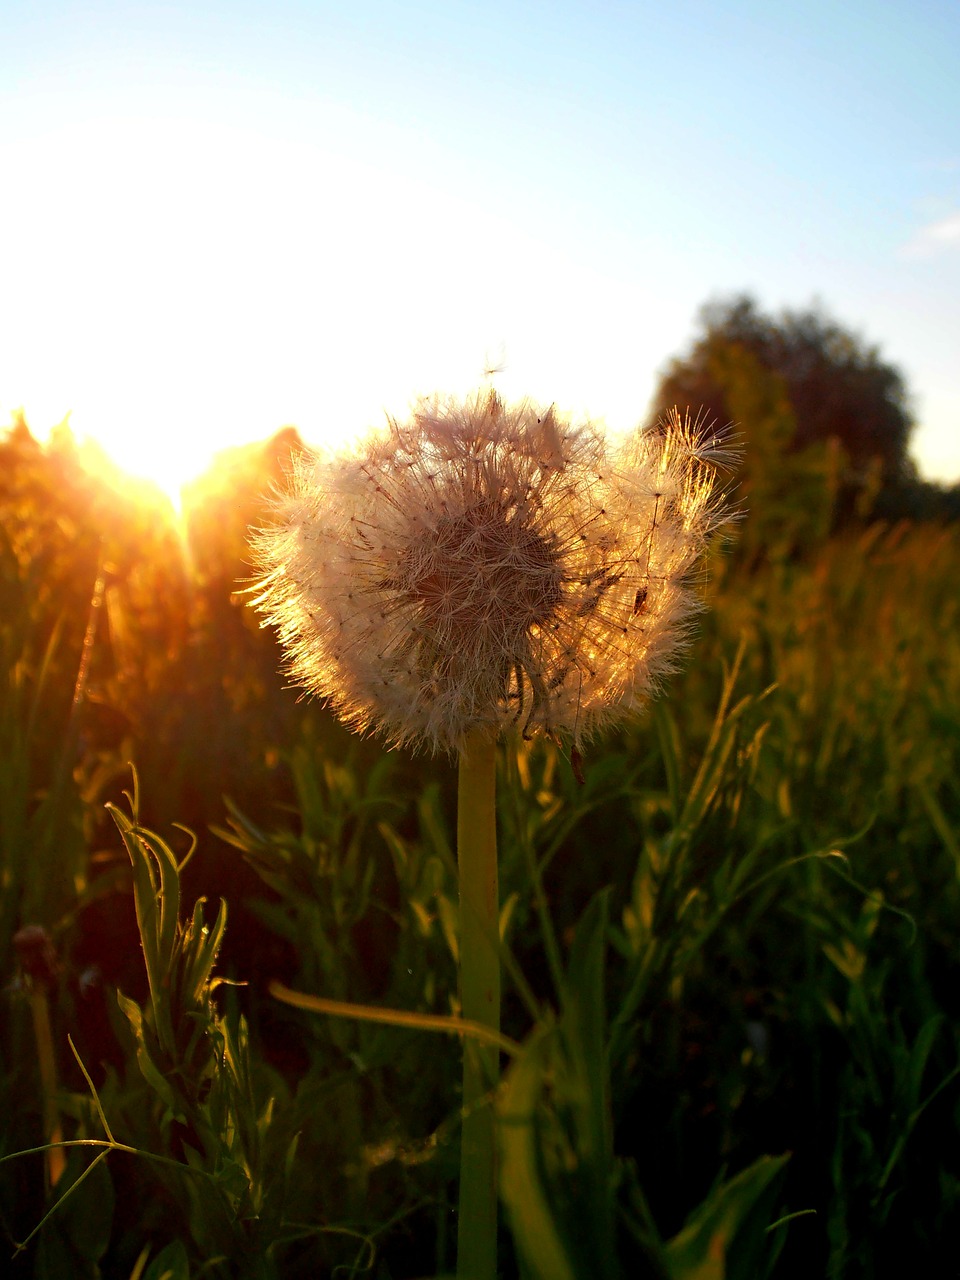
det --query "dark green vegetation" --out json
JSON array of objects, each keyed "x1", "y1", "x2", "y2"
[
  {"x1": 1, "y1": 379, "x2": 959, "y2": 1277},
  {"x1": 649, "y1": 294, "x2": 960, "y2": 525}
]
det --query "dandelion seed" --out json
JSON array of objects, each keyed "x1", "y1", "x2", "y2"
[{"x1": 249, "y1": 393, "x2": 737, "y2": 756}]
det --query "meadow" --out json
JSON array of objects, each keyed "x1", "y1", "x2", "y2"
[{"x1": 1, "y1": 419, "x2": 958, "y2": 1278}]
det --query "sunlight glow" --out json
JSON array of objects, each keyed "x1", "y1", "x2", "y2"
[{"x1": 2, "y1": 116, "x2": 660, "y2": 500}]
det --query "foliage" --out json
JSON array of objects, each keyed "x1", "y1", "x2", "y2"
[
  {"x1": 648, "y1": 294, "x2": 922, "y2": 527},
  {"x1": 2, "y1": 417, "x2": 959, "y2": 1277}
]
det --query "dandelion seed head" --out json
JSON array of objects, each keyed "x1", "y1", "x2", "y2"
[{"x1": 249, "y1": 393, "x2": 737, "y2": 755}]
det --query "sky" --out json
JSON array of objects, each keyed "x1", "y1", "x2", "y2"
[{"x1": 1, "y1": 0, "x2": 958, "y2": 501}]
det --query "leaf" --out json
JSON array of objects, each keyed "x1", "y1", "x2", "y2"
[
  {"x1": 141, "y1": 1238, "x2": 191, "y2": 1280},
  {"x1": 116, "y1": 992, "x2": 181, "y2": 1117},
  {"x1": 270, "y1": 981, "x2": 520, "y2": 1052},
  {"x1": 108, "y1": 803, "x2": 179, "y2": 1055},
  {"x1": 558, "y1": 889, "x2": 619, "y2": 1279},
  {"x1": 498, "y1": 1025, "x2": 576, "y2": 1280},
  {"x1": 664, "y1": 1154, "x2": 790, "y2": 1280},
  {"x1": 917, "y1": 782, "x2": 960, "y2": 880},
  {"x1": 499, "y1": 899, "x2": 624, "y2": 1280},
  {"x1": 35, "y1": 1154, "x2": 115, "y2": 1279},
  {"x1": 182, "y1": 897, "x2": 228, "y2": 1004},
  {"x1": 563, "y1": 889, "x2": 614, "y2": 1188}
]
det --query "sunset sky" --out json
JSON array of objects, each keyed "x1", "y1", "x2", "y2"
[{"x1": 2, "y1": 0, "x2": 958, "y2": 500}]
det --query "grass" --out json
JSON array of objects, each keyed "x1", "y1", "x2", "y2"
[{"x1": 1, "y1": 425, "x2": 959, "y2": 1277}]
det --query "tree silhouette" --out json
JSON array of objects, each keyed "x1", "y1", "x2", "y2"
[{"x1": 649, "y1": 295, "x2": 916, "y2": 492}]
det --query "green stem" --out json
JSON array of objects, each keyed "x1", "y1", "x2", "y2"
[
  {"x1": 29, "y1": 987, "x2": 65, "y2": 1191},
  {"x1": 457, "y1": 728, "x2": 500, "y2": 1280},
  {"x1": 521, "y1": 829, "x2": 567, "y2": 1008}
]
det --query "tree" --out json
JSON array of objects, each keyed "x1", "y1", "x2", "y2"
[
  {"x1": 649, "y1": 295, "x2": 916, "y2": 495},
  {"x1": 678, "y1": 340, "x2": 843, "y2": 564}
]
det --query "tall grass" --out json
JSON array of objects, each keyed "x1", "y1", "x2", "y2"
[{"x1": 1, "y1": 426, "x2": 959, "y2": 1276}]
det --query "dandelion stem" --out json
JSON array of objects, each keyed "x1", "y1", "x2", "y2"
[{"x1": 457, "y1": 728, "x2": 500, "y2": 1280}]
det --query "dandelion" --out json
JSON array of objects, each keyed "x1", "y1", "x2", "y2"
[
  {"x1": 249, "y1": 392, "x2": 735, "y2": 757},
  {"x1": 249, "y1": 390, "x2": 737, "y2": 1280}
]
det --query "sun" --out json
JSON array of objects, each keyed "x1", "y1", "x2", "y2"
[
  {"x1": 1, "y1": 116, "x2": 672, "y2": 521},
  {"x1": 74, "y1": 425, "x2": 210, "y2": 516},
  {"x1": 6, "y1": 399, "x2": 224, "y2": 516}
]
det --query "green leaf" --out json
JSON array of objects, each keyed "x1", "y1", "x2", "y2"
[
  {"x1": 35, "y1": 1154, "x2": 115, "y2": 1279},
  {"x1": 141, "y1": 1238, "x2": 191, "y2": 1280},
  {"x1": 563, "y1": 889, "x2": 615, "y2": 1189},
  {"x1": 499, "y1": 900, "x2": 623, "y2": 1280},
  {"x1": 116, "y1": 991, "x2": 181, "y2": 1117},
  {"x1": 559, "y1": 889, "x2": 619, "y2": 1279},
  {"x1": 664, "y1": 1154, "x2": 790, "y2": 1280},
  {"x1": 108, "y1": 802, "x2": 179, "y2": 1055},
  {"x1": 498, "y1": 1025, "x2": 576, "y2": 1280},
  {"x1": 182, "y1": 897, "x2": 228, "y2": 1004}
]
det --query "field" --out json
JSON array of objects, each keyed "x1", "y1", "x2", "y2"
[{"x1": 2, "y1": 423, "x2": 959, "y2": 1278}]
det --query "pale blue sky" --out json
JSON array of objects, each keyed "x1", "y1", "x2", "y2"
[{"x1": 2, "y1": 0, "x2": 958, "y2": 494}]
